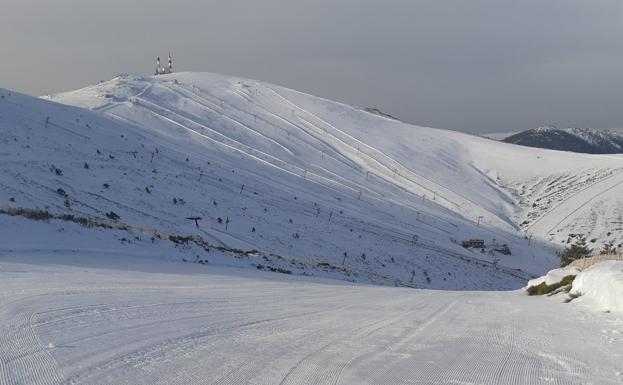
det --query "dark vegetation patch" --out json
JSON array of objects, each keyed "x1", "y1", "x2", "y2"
[{"x1": 526, "y1": 275, "x2": 576, "y2": 296}]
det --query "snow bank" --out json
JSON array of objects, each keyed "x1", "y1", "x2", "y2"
[
  {"x1": 527, "y1": 266, "x2": 581, "y2": 288},
  {"x1": 571, "y1": 261, "x2": 623, "y2": 312}
]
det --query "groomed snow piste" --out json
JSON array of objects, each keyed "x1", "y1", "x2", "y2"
[{"x1": 0, "y1": 252, "x2": 622, "y2": 385}]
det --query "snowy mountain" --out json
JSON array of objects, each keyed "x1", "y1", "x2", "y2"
[
  {"x1": 503, "y1": 126, "x2": 623, "y2": 154},
  {"x1": 2, "y1": 72, "x2": 623, "y2": 289}
]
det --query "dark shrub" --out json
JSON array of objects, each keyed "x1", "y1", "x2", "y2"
[{"x1": 527, "y1": 275, "x2": 576, "y2": 296}]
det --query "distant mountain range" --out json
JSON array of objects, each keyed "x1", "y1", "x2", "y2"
[{"x1": 501, "y1": 126, "x2": 623, "y2": 154}]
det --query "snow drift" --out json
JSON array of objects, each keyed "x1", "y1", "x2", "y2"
[
  {"x1": 571, "y1": 261, "x2": 623, "y2": 312},
  {"x1": 526, "y1": 266, "x2": 581, "y2": 288}
]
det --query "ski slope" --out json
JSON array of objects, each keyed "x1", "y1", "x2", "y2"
[
  {"x1": 0, "y1": 251, "x2": 621, "y2": 385},
  {"x1": 2, "y1": 71, "x2": 623, "y2": 290},
  {"x1": 49, "y1": 73, "x2": 623, "y2": 264},
  {"x1": 0, "y1": 85, "x2": 528, "y2": 290},
  {"x1": 524, "y1": 168, "x2": 623, "y2": 241}
]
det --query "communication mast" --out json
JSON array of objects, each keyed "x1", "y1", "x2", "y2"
[
  {"x1": 154, "y1": 53, "x2": 174, "y2": 75},
  {"x1": 155, "y1": 56, "x2": 162, "y2": 75}
]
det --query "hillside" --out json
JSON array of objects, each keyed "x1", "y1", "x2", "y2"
[
  {"x1": 2, "y1": 72, "x2": 623, "y2": 289},
  {"x1": 503, "y1": 126, "x2": 623, "y2": 154}
]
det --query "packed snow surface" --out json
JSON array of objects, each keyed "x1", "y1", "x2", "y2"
[
  {"x1": 572, "y1": 261, "x2": 623, "y2": 313},
  {"x1": 0, "y1": 251, "x2": 622, "y2": 385}
]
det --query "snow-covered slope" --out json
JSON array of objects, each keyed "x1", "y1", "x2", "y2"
[
  {"x1": 51, "y1": 73, "x2": 623, "y2": 252},
  {"x1": 3, "y1": 72, "x2": 623, "y2": 288},
  {"x1": 503, "y1": 125, "x2": 623, "y2": 154}
]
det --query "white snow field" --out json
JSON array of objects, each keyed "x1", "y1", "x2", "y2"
[
  {"x1": 1, "y1": 79, "x2": 535, "y2": 290},
  {"x1": 7, "y1": 72, "x2": 623, "y2": 281},
  {"x1": 47, "y1": 73, "x2": 623, "y2": 255},
  {"x1": 0, "y1": 251, "x2": 622, "y2": 385}
]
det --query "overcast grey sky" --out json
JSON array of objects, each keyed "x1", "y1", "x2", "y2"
[{"x1": 2, "y1": 0, "x2": 623, "y2": 133}]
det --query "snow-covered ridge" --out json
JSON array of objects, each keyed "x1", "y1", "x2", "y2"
[
  {"x1": 503, "y1": 125, "x2": 623, "y2": 154},
  {"x1": 565, "y1": 127, "x2": 623, "y2": 147},
  {"x1": 2, "y1": 71, "x2": 623, "y2": 288}
]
